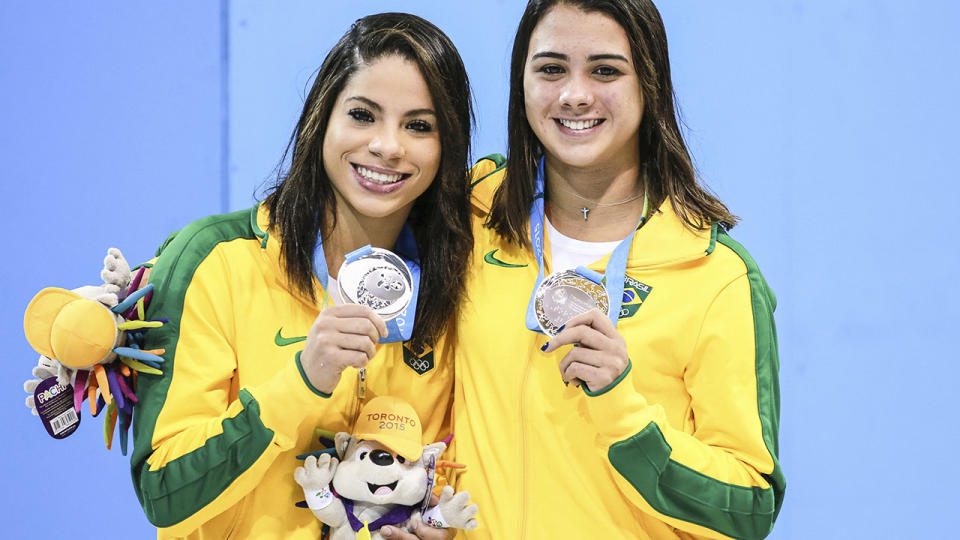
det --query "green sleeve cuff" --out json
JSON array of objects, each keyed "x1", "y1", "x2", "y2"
[
  {"x1": 582, "y1": 360, "x2": 661, "y2": 443},
  {"x1": 295, "y1": 350, "x2": 332, "y2": 398},
  {"x1": 583, "y1": 359, "x2": 633, "y2": 397},
  {"x1": 246, "y1": 351, "x2": 332, "y2": 449}
]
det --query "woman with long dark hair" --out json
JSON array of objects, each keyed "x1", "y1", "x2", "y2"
[
  {"x1": 453, "y1": 1, "x2": 785, "y2": 538},
  {"x1": 130, "y1": 13, "x2": 473, "y2": 539}
]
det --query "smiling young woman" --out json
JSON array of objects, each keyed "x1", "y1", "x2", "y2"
[
  {"x1": 453, "y1": 1, "x2": 786, "y2": 539},
  {"x1": 128, "y1": 13, "x2": 473, "y2": 540},
  {"x1": 321, "y1": 55, "x2": 441, "y2": 230}
]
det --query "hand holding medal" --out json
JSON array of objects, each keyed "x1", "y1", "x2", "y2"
[
  {"x1": 541, "y1": 307, "x2": 630, "y2": 393},
  {"x1": 526, "y1": 158, "x2": 638, "y2": 392},
  {"x1": 300, "y1": 239, "x2": 419, "y2": 396},
  {"x1": 299, "y1": 303, "x2": 388, "y2": 395},
  {"x1": 534, "y1": 266, "x2": 628, "y2": 392}
]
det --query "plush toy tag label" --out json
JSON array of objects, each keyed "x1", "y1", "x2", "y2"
[
  {"x1": 421, "y1": 504, "x2": 450, "y2": 529},
  {"x1": 35, "y1": 377, "x2": 80, "y2": 439},
  {"x1": 304, "y1": 485, "x2": 334, "y2": 511},
  {"x1": 420, "y1": 454, "x2": 437, "y2": 513}
]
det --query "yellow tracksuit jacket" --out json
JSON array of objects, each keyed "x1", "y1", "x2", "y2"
[
  {"x1": 131, "y1": 204, "x2": 451, "y2": 539},
  {"x1": 453, "y1": 156, "x2": 785, "y2": 539}
]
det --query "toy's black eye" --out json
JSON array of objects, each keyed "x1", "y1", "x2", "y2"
[
  {"x1": 359, "y1": 451, "x2": 368, "y2": 461},
  {"x1": 397, "y1": 455, "x2": 406, "y2": 464}
]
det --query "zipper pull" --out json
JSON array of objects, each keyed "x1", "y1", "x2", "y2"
[
  {"x1": 357, "y1": 368, "x2": 367, "y2": 401},
  {"x1": 352, "y1": 368, "x2": 368, "y2": 428}
]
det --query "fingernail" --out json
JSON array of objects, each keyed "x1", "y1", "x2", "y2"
[
  {"x1": 540, "y1": 342, "x2": 550, "y2": 352},
  {"x1": 381, "y1": 526, "x2": 393, "y2": 537},
  {"x1": 557, "y1": 324, "x2": 566, "y2": 332}
]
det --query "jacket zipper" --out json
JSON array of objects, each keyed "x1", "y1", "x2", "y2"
[
  {"x1": 352, "y1": 367, "x2": 367, "y2": 428},
  {"x1": 519, "y1": 350, "x2": 535, "y2": 539}
]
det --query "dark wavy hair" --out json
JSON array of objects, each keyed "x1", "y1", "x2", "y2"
[
  {"x1": 487, "y1": 0, "x2": 737, "y2": 246},
  {"x1": 263, "y1": 13, "x2": 474, "y2": 350}
]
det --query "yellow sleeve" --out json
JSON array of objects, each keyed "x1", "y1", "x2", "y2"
[
  {"x1": 583, "y1": 269, "x2": 785, "y2": 540},
  {"x1": 130, "y1": 227, "x2": 330, "y2": 536}
]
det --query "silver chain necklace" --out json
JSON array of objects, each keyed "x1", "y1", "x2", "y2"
[{"x1": 551, "y1": 183, "x2": 645, "y2": 220}]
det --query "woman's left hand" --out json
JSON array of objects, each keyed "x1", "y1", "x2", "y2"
[{"x1": 543, "y1": 308, "x2": 629, "y2": 392}]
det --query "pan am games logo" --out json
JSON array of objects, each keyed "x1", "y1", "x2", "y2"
[{"x1": 618, "y1": 276, "x2": 652, "y2": 320}]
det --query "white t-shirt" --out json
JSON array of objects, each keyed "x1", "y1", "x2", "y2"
[
  {"x1": 325, "y1": 276, "x2": 344, "y2": 305},
  {"x1": 545, "y1": 216, "x2": 627, "y2": 273}
]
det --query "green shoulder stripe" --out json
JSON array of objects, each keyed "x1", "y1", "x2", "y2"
[
  {"x1": 608, "y1": 229, "x2": 785, "y2": 539},
  {"x1": 471, "y1": 153, "x2": 507, "y2": 187},
  {"x1": 716, "y1": 230, "x2": 781, "y2": 460},
  {"x1": 155, "y1": 229, "x2": 181, "y2": 257},
  {"x1": 705, "y1": 222, "x2": 719, "y2": 255},
  {"x1": 131, "y1": 206, "x2": 275, "y2": 528}
]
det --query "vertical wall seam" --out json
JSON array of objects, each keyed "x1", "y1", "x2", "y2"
[{"x1": 219, "y1": 0, "x2": 230, "y2": 213}]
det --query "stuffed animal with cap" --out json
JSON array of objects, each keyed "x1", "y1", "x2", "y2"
[
  {"x1": 22, "y1": 248, "x2": 165, "y2": 452},
  {"x1": 294, "y1": 396, "x2": 479, "y2": 540}
]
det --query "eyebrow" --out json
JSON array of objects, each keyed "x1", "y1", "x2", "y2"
[
  {"x1": 346, "y1": 96, "x2": 381, "y2": 111},
  {"x1": 588, "y1": 53, "x2": 630, "y2": 63},
  {"x1": 406, "y1": 108, "x2": 436, "y2": 117},
  {"x1": 345, "y1": 96, "x2": 435, "y2": 117},
  {"x1": 531, "y1": 51, "x2": 568, "y2": 61},
  {"x1": 530, "y1": 51, "x2": 630, "y2": 63}
]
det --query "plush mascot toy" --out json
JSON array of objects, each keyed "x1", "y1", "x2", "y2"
[
  {"x1": 294, "y1": 396, "x2": 478, "y2": 540},
  {"x1": 22, "y1": 248, "x2": 164, "y2": 453}
]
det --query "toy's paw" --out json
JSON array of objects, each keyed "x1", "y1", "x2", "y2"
[
  {"x1": 24, "y1": 356, "x2": 75, "y2": 414},
  {"x1": 433, "y1": 485, "x2": 479, "y2": 530},
  {"x1": 24, "y1": 379, "x2": 42, "y2": 416},
  {"x1": 101, "y1": 248, "x2": 131, "y2": 293},
  {"x1": 96, "y1": 292, "x2": 120, "y2": 309},
  {"x1": 72, "y1": 284, "x2": 119, "y2": 309},
  {"x1": 294, "y1": 453, "x2": 338, "y2": 491},
  {"x1": 52, "y1": 360, "x2": 75, "y2": 387}
]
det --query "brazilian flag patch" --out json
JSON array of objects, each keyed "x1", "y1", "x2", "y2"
[
  {"x1": 403, "y1": 343, "x2": 435, "y2": 375},
  {"x1": 618, "y1": 276, "x2": 652, "y2": 319}
]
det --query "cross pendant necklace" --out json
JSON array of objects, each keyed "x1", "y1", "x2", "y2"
[
  {"x1": 551, "y1": 179, "x2": 646, "y2": 222},
  {"x1": 557, "y1": 188, "x2": 644, "y2": 221}
]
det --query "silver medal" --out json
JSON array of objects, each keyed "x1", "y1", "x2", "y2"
[
  {"x1": 337, "y1": 247, "x2": 413, "y2": 320},
  {"x1": 534, "y1": 269, "x2": 610, "y2": 336}
]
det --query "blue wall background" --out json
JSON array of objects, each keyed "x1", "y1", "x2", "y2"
[{"x1": 2, "y1": 2, "x2": 957, "y2": 538}]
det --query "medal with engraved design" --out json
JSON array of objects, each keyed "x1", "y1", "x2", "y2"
[
  {"x1": 337, "y1": 247, "x2": 413, "y2": 320},
  {"x1": 534, "y1": 269, "x2": 610, "y2": 336}
]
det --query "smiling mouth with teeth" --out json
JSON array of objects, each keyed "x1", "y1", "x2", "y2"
[
  {"x1": 556, "y1": 118, "x2": 605, "y2": 131},
  {"x1": 353, "y1": 164, "x2": 409, "y2": 185},
  {"x1": 367, "y1": 481, "x2": 398, "y2": 496}
]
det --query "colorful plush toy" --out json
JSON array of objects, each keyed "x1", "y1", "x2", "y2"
[
  {"x1": 22, "y1": 248, "x2": 165, "y2": 453},
  {"x1": 294, "y1": 396, "x2": 479, "y2": 540}
]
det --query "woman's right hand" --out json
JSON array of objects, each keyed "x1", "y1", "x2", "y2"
[{"x1": 299, "y1": 304, "x2": 388, "y2": 394}]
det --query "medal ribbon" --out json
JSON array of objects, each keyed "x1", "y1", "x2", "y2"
[
  {"x1": 525, "y1": 156, "x2": 647, "y2": 334},
  {"x1": 313, "y1": 225, "x2": 420, "y2": 343}
]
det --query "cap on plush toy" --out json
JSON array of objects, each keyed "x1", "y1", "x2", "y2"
[
  {"x1": 353, "y1": 395, "x2": 424, "y2": 461},
  {"x1": 23, "y1": 287, "x2": 118, "y2": 369}
]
